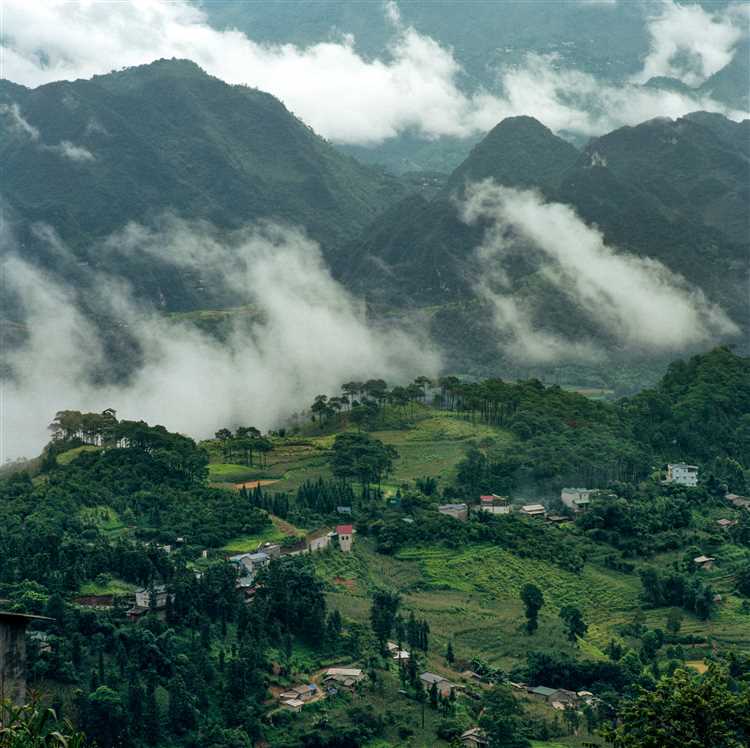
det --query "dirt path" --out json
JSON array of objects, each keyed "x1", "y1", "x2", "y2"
[{"x1": 233, "y1": 479, "x2": 280, "y2": 490}]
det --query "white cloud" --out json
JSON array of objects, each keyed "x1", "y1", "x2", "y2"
[
  {"x1": 44, "y1": 140, "x2": 96, "y2": 161},
  {"x1": 635, "y1": 0, "x2": 749, "y2": 86},
  {"x1": 461, "y1": 180, "x2": 738, "y2": 363},
  {"x1": 0, "y1": 102, "x2": 40, "y2": 140},
  {"x1": 1, "y1": 101, "x2": 95, "y2": 160},
  {"x1": 0, "y1": 218, "x2": 440, "y2": 462},
  {"x1": 2, "y1": 0, "x2": 746, "y2": 145}
]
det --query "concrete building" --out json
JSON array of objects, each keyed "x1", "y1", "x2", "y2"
[
  {"x1": 437, "y1": 503, "x2": 468, "y2": 521},
  {"x1": 519, "y1": 503, "x2": 546, "y2": 518},
  {"x1": 0, "y1": 612, "x2": 50, "y2": 705},
  {"x1": 336, "y1": 525, "x2": 354, "y2": 552},
  {"x1": 666, "y1": 463, "x2": 699, "y2": 487},
  {"x1": 134, "y1": 585, "x2": 169, "y2": 609},
  {"x1": 560, "y1": 488, "x2": 594, "y2": 513}
]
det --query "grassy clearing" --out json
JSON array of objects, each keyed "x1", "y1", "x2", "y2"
[
  {"x1": 79, "y1": 505, "x2": 126, "y2": 534},
  {"x1": 208, "y1": 463, "x2": 266, "y2": 483},
  {"x1": 57, "y1": 445, "x2": 101, "y2": 465},
  {"x1": 221, "y1": 515, "x2": 305, "y2": 553},
  {"x1": 78, "y1": 577, "x2": 137, "y2": 596}
]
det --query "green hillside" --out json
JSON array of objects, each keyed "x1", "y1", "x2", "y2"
[{"x1": 2, "y1": 349, "x2": 750, "y2": 746}]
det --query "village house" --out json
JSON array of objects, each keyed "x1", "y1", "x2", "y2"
[
  {"x1": 560, "y1": 488, "x2": 594, "y2": 513},
  {"x1": 281, "y1": 698, "x2": 304, "y2": 712},
  {"x1": 726, "y1": 493, "x2": 750, "y2": 510},
  {"x1": 694, "y1": 554, "x2": 716, "y2": 570},
  {"x1": 229, "y1": 551, "x2": 270, "y2": 578},
  {"x1": 324, "y1": 667, "x2": 364, "y2": 688},
  {"x1": 336, "y1": 524, "x2": 355, "y2": 552},
  {"x1": 527, "y1": 685, "x2": 578, "y2": 705},
  {"x1": 279, "y1": 683, "x2": 318, "y2": 704},
  {"x1": 477, "y1": 495, "x2": 511, "y2": 515},
  {"x1": 519, "y1": 503, "x2": 546, "y2": 518},
  {"x1": 666, "y1": 463, "x2": 699, "y2": 487},
  {"x1": 134, "y1": 585, "x2": 169, "y2": 609},
  {"x1": 387, "y1": 642, "x2": 411, "y2": 660},
  {"x1": 336, "y1": 505, "x2": 352, "y2": 516},
  {"x1": 128, "y1": 585, "x2": 174, "y2": 620},
  {"x1": 420, "y1": 671, "x2": 453, "y2": 698},
  {"x1": 306, "y1": 529, "x2": 335, "y2": 553},
  {"x1": 1, "y1": 612, "x2": 51, "y2": 705},
  {"x1": 438, "y1": 503, "x2": 468, "y2": 521},
  {"x1": 546, "y1": 514, "x2": 569, "y2": 524},
  {"x1": 460, "y1": 727, "x2": 489, "y2": 747},
  {"x1": 716, "y1": 518, "x2": 738, "y2": 529},
  {"x1": 260, "y1": 543, "x2": 282, "y2": 558}
]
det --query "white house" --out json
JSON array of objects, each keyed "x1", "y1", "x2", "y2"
[
  {"x1": 666, "y1": 463, "x2": 698, "y2": 487},
  {"x1": 519, "y1": 503, "x2": 546, "y2": 518},
  {"x1": 336, "y1": 525, "x2": 355, "y2": 552}
]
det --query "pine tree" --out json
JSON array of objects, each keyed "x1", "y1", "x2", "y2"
[{"x1": 446, "y1": 639, "x2": 455, "y2": 665}]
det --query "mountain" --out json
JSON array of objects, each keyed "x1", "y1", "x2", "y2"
[
  {"x1": 340, "y1": 112, "x2": 749, "y2": 373},
  {"x1": 445, "y1": 116, "x2": 580, "y2": 194},
  {"x1": 699, "y1": 39, "x2": 750, "y2": 112},
  {"x1": 0, "y1": 59, "x2": 406, "y2": 309},
  {"x1": 338, "y1": 116, "x2": 579, "y2": 305}
]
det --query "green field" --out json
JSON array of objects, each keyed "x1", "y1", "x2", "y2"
[
  {"x1": 316, "y1": 535, "x2": 750, "y2": 677},
  {"x1": 78, "y1": 576, "x2": 137, "y2": 596}
]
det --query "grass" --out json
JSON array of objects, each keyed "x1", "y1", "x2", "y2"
[
  {"x1": 208, "y1": 462, "x2": 267, "y2": 483},
  {"x1": 221, "y1": 515, "x2": 306, "y2": 553},
  {"x1": 204, "y1": 406, "x2": 516, "y2": 494},
  {"x1": 78, "y1": 577, "x2": 137, "y2": 596},
  {"x1": 56, "y1": 445, "x2": 101, "y2": 465},
  {"x1": 79, "y1": 505, "x2": 126, "y2": 535}
]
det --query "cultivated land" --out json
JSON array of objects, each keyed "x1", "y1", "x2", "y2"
[
  {"x1": 203, "y1": 403, "x2": 750, "y2": 665},
  {"x1": 206, "y1": 406, "x2": 515, "y2": 494}
]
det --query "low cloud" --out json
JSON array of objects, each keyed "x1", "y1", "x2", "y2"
[
  {"x1": 0, "y1": 102, "x2": 39, "y2": 140},
  {"x1": 2, "y1": 1, "x2": 746, "y2": 145},
  {"x1": 1, "y1": 101, "x2": 95, "y2": 160},
  {"x1": 461, "y1": 180, "x2": 738, "y2": 364},
  {"x1": 635, "y1": 0, "x2": 749, "y2": 86},
  {"x1": 43, "y1": 140, "x2": 96, "y2": 161},
  {"x1": 1, "y1": 219, "x2": 440, "y2": 462}
]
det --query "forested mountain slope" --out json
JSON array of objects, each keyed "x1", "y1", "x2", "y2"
[{"x1": 0, "y1": 59, "x2": 405, "y2": 309}]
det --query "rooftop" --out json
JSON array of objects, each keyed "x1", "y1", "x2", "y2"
[
  {"x1": 529, "y1": 685, "x2": 557, "y2": 697},
  {"x1": 336, "y1": 524, "x2": 353, "y2": 535},
  {"x1": 420, "y1": 672, "x2": 448, "y2": 684},
  {"x1": 438, "y1": 503, "x2": 467, "y2": 511},
  {"x1": 694, "y1": 555, "x2": 716, "y2": 564},
  {"x1": 0, "y1": 611, "x2": 53, "y2": 624}
]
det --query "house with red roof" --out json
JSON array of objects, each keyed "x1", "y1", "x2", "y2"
[{"x1": 336, "y1": 524, "x2": 354, "y2": 552}]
